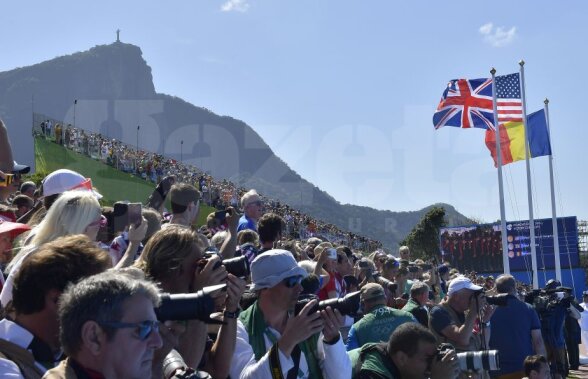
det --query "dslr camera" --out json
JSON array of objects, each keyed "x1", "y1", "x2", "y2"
[
  {"x1": 199, "y1": 253, "x2": 251, "y2": 278},
  {"x1": 473, "y1": 289, "x2": 509, "y2": 307}
]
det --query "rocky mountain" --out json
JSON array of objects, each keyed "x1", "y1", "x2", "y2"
[{"x1": 0, "y1": 42, "x2": 472, "y2": 248}]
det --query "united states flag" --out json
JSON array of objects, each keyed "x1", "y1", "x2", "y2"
[{"x1": 495, "y1": 73, "x2": 523, "y2": 123}]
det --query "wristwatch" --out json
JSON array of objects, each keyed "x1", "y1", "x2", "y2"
[{"x1": 223, "y1": 309, "x2": 241, "y2": 319}]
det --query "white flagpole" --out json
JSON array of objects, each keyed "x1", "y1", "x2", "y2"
[
  {"x1": 491, "y1": 68, "x2": 510, "y2": 274},
  {"x1": 519, "y1": 60, "x2": 539, "y2": 289},
  {"x1": 544, "y1": 98, "x2": 561, "y2": 282}
]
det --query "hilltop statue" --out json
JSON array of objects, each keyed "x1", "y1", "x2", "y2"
[{"x1": 116, "y1": 29, "x2": 120, "y2": 43}]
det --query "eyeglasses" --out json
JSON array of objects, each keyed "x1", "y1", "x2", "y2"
[
  {"x1": 249, "y1": 200, "x2": 263, "y2": 207},
  {"x1": 98, "y1": 320, "x2": 160, "y2": 341},
  {"x1": 87, "y1": 215, "x2": 107, "y2": 228},
  {"x1": 282, "y1": 275, "x2": 303, "y2": 288}
]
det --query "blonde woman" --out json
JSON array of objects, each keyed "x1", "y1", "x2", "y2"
[{"x1": 1, "y1": 190, "x2": 104, "y2": 307}]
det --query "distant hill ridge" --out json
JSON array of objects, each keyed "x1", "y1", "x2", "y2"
[{"x1": 0, "y1": 42, "x2": 472, "y2": 248}]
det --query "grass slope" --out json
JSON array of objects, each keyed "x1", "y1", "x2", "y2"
[{"x1": 34, "y1": 137, "x2": 213, "y2": 226}]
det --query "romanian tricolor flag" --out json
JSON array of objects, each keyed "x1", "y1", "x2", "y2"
[{"x1": 485, "y1": 109, "x2": 552, "y2": 167}]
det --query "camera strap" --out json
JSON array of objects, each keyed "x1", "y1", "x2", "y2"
[{"x1": 268, "y1": 343, "x2": 302, "y2": 379}]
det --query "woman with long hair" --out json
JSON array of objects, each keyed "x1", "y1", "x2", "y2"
[{"x1": 1, "y1": 190, "x2": 104, "y2": 307}]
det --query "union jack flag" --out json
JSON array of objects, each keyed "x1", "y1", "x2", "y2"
[{"x1": 433, "y1": 78, "x2": 495, "y2": 130}]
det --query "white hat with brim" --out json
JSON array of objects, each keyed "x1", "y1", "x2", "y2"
[
  {"x1": 447, "y1": 275, "x2": 483, "y2": 296},
  {"x1": 250, "y1": 249, "x2": 308, "y2": 290},
  {"x1": 42, "y1": 169, "x2": 102, "y2": 199}
]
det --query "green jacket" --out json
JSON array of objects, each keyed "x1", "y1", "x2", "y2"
[
  {"x1": 351, "y1": 305, "x2": 415, "y2": 347},
  {"x1": 349, "y1": 342, "x2": 399, "y2": 379}
]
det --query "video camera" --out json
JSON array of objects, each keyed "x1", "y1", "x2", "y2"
[
  {"x1": 156, "y1": 284, "x2": 225, "y2": 323},
  {"x1": 437, "y1": 343, "x2": 500, "y2": 372},
  {"x1": 523, "y1": 286, "x2": 573, "y2": 314},
  {"x1": 294, "y1": 291, "x2": 361, "y2": 317}
]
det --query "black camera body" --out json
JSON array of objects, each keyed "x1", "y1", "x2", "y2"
[
  {"x1": 163, "y1": 349, "x2": 211, "y2": 379},
  {"x1": 474, "y1": 289, "x2": 509, "y2": 307},
  {"x1": 294, "y1": 291, "x2": 361, "y2": 317},
  {"x1": 200, "y1": 253, "x2": 251, "y2": 278}
]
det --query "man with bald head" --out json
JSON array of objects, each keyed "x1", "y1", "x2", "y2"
[{"x1": 489, "y1": 274, "x2": 546, "y2": 379}]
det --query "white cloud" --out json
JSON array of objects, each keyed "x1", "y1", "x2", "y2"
[
  {"x1": 221, "y1": 0, "x2": 250, "y2": 13},
  {"x1": 479, "y1": 22, "x2": 517, "y2": 47}
]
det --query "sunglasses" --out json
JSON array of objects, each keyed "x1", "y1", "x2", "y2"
[
  {"x1": 282, "y1": 275, "x2": 303, "y2": 288},
  {"x1": 99, "y1": 320, "x2": 160, "y2": 341}
]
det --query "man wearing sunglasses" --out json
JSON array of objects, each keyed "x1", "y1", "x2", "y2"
[
  {"x1": 238, "y1": 189, "x2": 263, "y2": 232},
  {"x1": 0, "y1": 235, "x2": 111, "y2": 378},
  {"x1": 230, "y1": 249, "x2": 352, "y2": 379},
  {"x1": 44, "y1": 271, "x2": 163, "y2": 379}
]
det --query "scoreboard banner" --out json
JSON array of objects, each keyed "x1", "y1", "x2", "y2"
[{"x1": 439, "y1": 216, "x2": 579, "y2": 273}]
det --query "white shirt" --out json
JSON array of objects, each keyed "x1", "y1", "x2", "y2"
[
  {"x1": 0, "y1": 246, "x2": 37, "y2": 308},
  {"x1": 0, "y1": 319, "x2": 48, "y2": 377},
  {"x1": 230, "y1": 320, "x2": 351, "y2": 379},
  {"x1": 580, "y1": 302, "x2": 588, "y2": 331}
]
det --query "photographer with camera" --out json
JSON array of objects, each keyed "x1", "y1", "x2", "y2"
[
  {"x1": 230, "y1": 249, "x2": 351, "y2": 379},
  {"x1": 488, "y1": 274, "x2": 546, "y2": 379},
  {"x1": 137, "y1": 225, "x2": 247, "y2": 378},
  {"x1": 402, "y1": 281, "x2": 430, "y2": 327},
  {"x1": 349, "y1": 322, "x2": 460, "y2": 379},
  {"x1": 429, "y1": 276, "x2": 495, "y2": 379},
  {"x1": 346, "y1": 283, "x2": 415, "y2": 351},
  {"x1": 528, "y1": 279, "x2": 575, "y2": 379}
]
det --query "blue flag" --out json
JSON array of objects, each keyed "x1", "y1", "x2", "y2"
[{"x1": 527, "y1": 109, "x2": 552, "y2": 157}]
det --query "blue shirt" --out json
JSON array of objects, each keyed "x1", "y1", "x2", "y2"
[
  {"x1": 489, "y1": 295, "x2": 541, "y2": 376},
  {"x1": 237, "y1": 214, "x2": 257, "y2": 232}
]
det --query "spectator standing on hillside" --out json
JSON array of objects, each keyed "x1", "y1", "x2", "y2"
[{"x1": 238, "y1": 189, "x2": 263, "y2": 232}]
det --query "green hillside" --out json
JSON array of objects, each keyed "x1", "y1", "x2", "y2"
[{"x1": 34, "y1": 137, "x2": 213, "y2": 226}]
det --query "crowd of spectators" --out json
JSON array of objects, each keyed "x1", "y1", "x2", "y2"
[
  {"x1": 33, "y1": 121, "x2": 382, "y2": 252},
  {"x1": 0, "y1": 117, "x2": 584, "y2": 378}
]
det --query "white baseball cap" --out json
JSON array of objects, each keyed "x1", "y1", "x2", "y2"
[
  {"x1": 42, "y1": 169, "x2": 102, "y2": 199},
  {"x1": 447, "y1": 275, "x2": 483, "y2": 296}
]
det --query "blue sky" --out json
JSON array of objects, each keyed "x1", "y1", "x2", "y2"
[{"x1": 1, "y1": 1, "x2": 586, "y2": 224}]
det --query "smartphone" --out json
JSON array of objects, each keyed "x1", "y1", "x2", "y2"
[
  {"x1": 0, "y1": 173, "x2": 14, "y2": 187},
  {"x1": 128, "y1": 203, "x2": 142, "y2": 227},
  {"x1": 113, "y1": 202, "x2": 129, "y2": 233}
]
